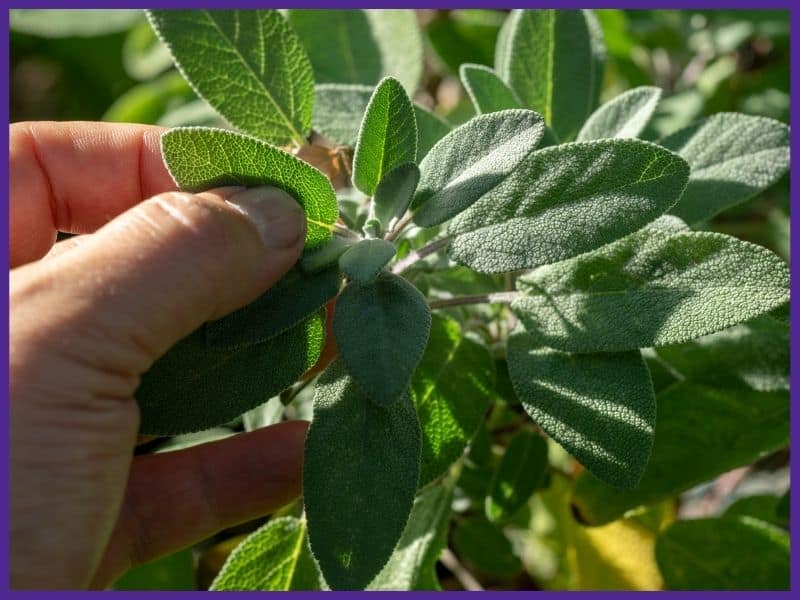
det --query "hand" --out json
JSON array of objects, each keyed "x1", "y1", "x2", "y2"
[{"x1": 9, "y1": 121, "x2": 310, "y2": 589}]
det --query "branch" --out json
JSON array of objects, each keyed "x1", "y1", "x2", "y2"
[
  {"x1": 385, "y1": 212, "x2": 414, "y2": 242},
  {"x1": 440, "y1": 548, "x2": 483, "y2": 591},
  {"x1": 428, "y1": 291, "x2": 520, "y2": 310},
  {"x1": 391, "y1": 237, "x2": 451, "y2": 274}
]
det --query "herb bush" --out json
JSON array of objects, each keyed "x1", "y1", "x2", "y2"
[{"x1": 18, "y1": 8, "x2": 791, "y2": 591}]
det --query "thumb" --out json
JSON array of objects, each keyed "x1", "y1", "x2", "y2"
[{"x1": 13, "y1": 185, "x2": 306, "y2": 380}]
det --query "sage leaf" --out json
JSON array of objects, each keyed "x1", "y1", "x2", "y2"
[
  {"x1": 655, "y1": 517, "x2": 789, "y2": 590},
  {"x1": 776, "y1": 491, "x2": 790, "y2": 523},
  {"x1": 161, "y1": 127, "x2": 338, "y2": 249},
  {"x1": 577, "y1": 86, "x2": 662, "y2": 141},
  {"x1": 352, "y1": 77, "x2": 417, "y2": 196},
  {"x1": 507, "y1": 331, "x2": 655, "y2": 488},
  {"x1": 448, "y1": 139, "x2": 689, "y2": 273},
  {"x1": 725, "y1": 495, "x2": 787, "y2": 528},
  {"x1": 414, "y1": 106, "x2": 452, "y2": 160},
  {"x1": 571, "y1": 383, "x2": 789, "y2": 525},
  {"x1": 513, "y1": 228, "x2": 789, "y2": 352},
  {"x1": 300, "y1": 237, "x2": 356, "y2": 274},
  {"x1": 339, "y1": 239, "x2": 396, "y2": 285},
  {"x1": 11, "y1": 8, "x2": 141, "y2": 37},
  {"x1": 371, "y1": 162, "x2": 420, "y2": 232},
  {"x1": 412, "y1": 314, "x2": 494, "y2": 486},
  {"x1": 659, "y1": 113, "x2": 790, "y2": 224},
  {"x1": 412, "y1": 109, "x2": 545, "y2": 228},
  {"x1": 304, "y1": 361, "x2": 421, "y2": 590},
  {"x1": 147, "y1": 10, "x2": 313, "y2": 147},
  {"x1": 485, "y1": 430, "x2": 548, "y2": 523},
  {"x1": 136, "y1": 311, "x2": 325, "y2": 435},
  {"x1": 112, "y1": 549, "x2": 195, "y2": 590},
  {"x1": 211, "y1": 517, "x2": 321, "y2": 590},
  {"x1": 369, "y1": 483, "x2": 453, "y2": 590},
  {"x1": 287, "y1": 9, "x2": 422, "y2": 94},
  {"x1": 453, "y1": 516, "x2": 521, "y2": 579},
  {"x1": 206, "y1": 266, "x2": 341, "y2": 349},
  {"x1": 460, "y1": 63, "x2": 522, "y2": 114},
  {"x1": 334, "y1": 272, "x2": 431, "y2": 407},
  {"x1": 495, "y1": 9, "x2": 604, "y2": 142}
]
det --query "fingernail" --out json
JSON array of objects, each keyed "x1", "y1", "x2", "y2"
[{"x1": 226, "y1": 186, "x2": 306, "y2": 249}]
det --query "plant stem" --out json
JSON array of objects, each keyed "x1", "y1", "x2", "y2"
[
  {"x1": 428, "y1": 291, "x2": 520, "y2": 310},
  {"x1": 440, "y1": 549, "x2": 483, "y2": 591},
  {"x1": 332, "y1": 223, "x2": 360, "y2": 239},
  {"x1": 391, "y1": 237, "x2": 451, "y2": 274},
  {"x1": 385, "y1": 212, "x2": 414, "y2": 242}
]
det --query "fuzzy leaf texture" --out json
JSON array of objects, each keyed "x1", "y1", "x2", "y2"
[
  {"x1": 412, "y1": 109, "x2": 545, "y2": 228},
  {"x1": 659, "y1": 113, "x2": 790, "y2": 224},
  {"x1": 459, "y1": 63, "x2": 522, "y2": 114},
  {"x1": 287, "y1": 9, "x2": 422, "y2": 94},
  {"x1": 368, "y1": 483, "x2": 453, "y2": 590},
  {"x1": 485, "y1": 430, "x2": 548, "y2": 523},
  {"x1": 577, "y1": 86, "x2": 662, "y2": 141},
  {"x1": 333, "y1": 272, "x2": 431, "y2": 407},
  {"x1": 135, "y1": 312, "x2": 324, "y2": 435},
  {"x1": 371, "y1": 162, "x2": 420, "y2": 232},
  {"x1": 513, "y1": 227, "x2": 789, "y2": 353},
  {"x1": 508, "y1": 331, "x2": 655, "y2": 488},
  {"x1": 210, "y1": 517, "x2": 320, "y2": 590},
  {"x1": 304, "y1": 361, "x2": 421, "y2": 590},
  {"x1": 338, "y1": 239, "x2": 396, "y2": 284},
  {"x1": 655, "y1": 517, "x2": 789, "y2": 590},
  {"x1": 206, "y1": 266, "x2": 341, "y2": 349},
  {"x1": 571, "y1": 382, "x2": 789, "y2": 525},
  {"x1": 147, "y1": 10, "x2": 313, "y2": 146},
  {"x1": 448, "y1": 139, "x2": 689, "y2": 273},
  {"x1": 160, "y1": 127, "x2": 338, "y2": 248},
  {"x1": 495, "y1": 9, "x2": 604, "y2": 142},
  {"x1": 352, "y1": 77, "x2": 418, "y2": 196},
  {"x1": 412, "y1": 314, "x2": 494, "y2": 486}
]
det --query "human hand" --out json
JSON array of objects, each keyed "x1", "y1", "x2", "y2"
[{"x1": 9, "y1": 121, "x2": 310, "y2": 589}]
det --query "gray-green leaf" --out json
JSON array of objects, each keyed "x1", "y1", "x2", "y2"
[
  {"x1": 448, "y1": 139, "x2": 689, "y2": 273},
  {"x1": 339, "y1": 239, "x2": 396, "y2": 284},
  {"x1": 160, "y1": 127, "x2": 338, "y2": 249},
  {"x1": 659, "y1": 113, "x2": 790, "y2": 224},
  {"x1": 333, "y1": 272, "x2": 431, "y2": 407},
  {"x1": 352, "y1": 77, "x2": 417, "y2": 196},
  {"x1": 495, "y1": 9, "x2": 604, "y2": 142},
  {"x1": 304, "y1": 361, "x2": 421, "y2": 590},
  {"x1": 412, "y1": 109, "x2": 545, "y2": 228},
  {"x1": 577, "y1": 86, "x2": 662, "y2": 141},
  {"x1": 147, "y1": 10, "x2": 313, "y2": 146},
  {"x1": 371, "y1": 162, "x2": 420, "y2": 232},
  {"x1": 460, "y1": 63, "x2": 522, "y2": 114},
  {"x1": 655, "y1": 516, "x2": 789, "y2": 590},
  {"x1": 412, "y1": 314, "x2": 494, "y2": 486},
  {"x1": 485, "y1": 430, "x2": 548, "y2": 523},
  {"x1": 507, "y1": 331, "x2": 654, "y2": 488},
  {"x1": 211, "y1": 517, "x2": 321, "y2": 590}
]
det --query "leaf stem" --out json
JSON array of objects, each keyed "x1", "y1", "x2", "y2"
[
  {"x1": 391, "y1": 237, "x2": 451, "y2": 274},
  {"x1": 332, "y1": 223, "x2": 361, "y2": 239},
  {"x1": 440, "y1": 548, "x2": 483, "y2": 591},
  {"x1": 385, "y1": 212, "x2": 414, "y2": 242},
  {"x1": 428, "y1": 291, "x2": 520, "y2": 310}
]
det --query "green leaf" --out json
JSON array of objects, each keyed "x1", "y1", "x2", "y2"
[
  {"x1": 368, "y1": 483, "x2": 453, "y2": 590},
  {"x1": 287, "y1": 9, "x2": 422, "y2": 94},
  {"x1": 338, "y1": 239, "x2": 396, "y2": 284},
  {"x1": 656, "y1": 315, "x2": 789, "y2": 393},
  {"x1": 412, "y1": 109, "x2": 545, "y2": 228},
  {"x1": 136, "y1": 311, "x2": 324, "y2": 435},
  {"x1": 725, "y1": 495, "x2": 788, "y2": 528},
  {"x1": 655, "y1": 517, "x2": 789, "y2": 590},
  {"x1": 304, "y1": 361, "x2": 421, "y2": 590},
  {"x1": 495, "y1": 9, "x2": 604, "y2": 142},
  {"x1": 211, "y1": 517, "x2": 320, "y2": 590},
  {"x1": 513, "y1": 228, "x2": 789, "y2": 353},
  {"x1": 414, "y1": 106, "x2": 452, "y2": 160},
  {"x1": 571, "y1": 383, "x2": 789, "y2": 525},
  {"x1": 10, "y1": 9, "x2": 142, "y2": 37},
  {"x1": 486, "y1": 430, "x2": 548, "y2": 523},
  {"x1": 426, "y1": 9, "x2": 504, "y2": 73},
  {"x1": 147, "y1": 9, "x2": 313, "y2": 146},
  {"x1": 300, "y1": 237, "x2": 356, "y2": 274},
  {"x1": 453, "y1": 516, "x2": 521, "y2": 579},
  {"x1": 103, "y1": 72, "x2": 193, "y2": 124},
  {"x1": 122, "y1": 19, "x2": 173, "y2": 81},
  {"x1": 460, "y1": 63, "x2": 522, "y2": 114},
  {"x1": 371, "y1": 162, "x2": 420, "y2": 232},
  {"x1": 776, "y1": 491, "x2": 790, "y2": 523},
  {"x1": 507, "y1": 331, "x2": 655, "y2": 488},
  {"x1": 206, "y1": 266, "x2": 341, "y2": 350},
  {"x1": 158, "y1": 99, "x2": 226, "y2": 128},
  {"x1": 412, "y1": 314, "x2": 494, "y2": 486},
  {"x1": 659, "y1": 113, "x2": 790, "y2": 224},
  {"x1": 448, "y1": 139, "x2": 689, "y2": 273},
  {"x1": 333, "y1": 272, "x2": 431, "y2": 407},
  {"x1": 113, "y1": 549, "x2": 195, "y2": 590},
  {"x1": 352, "y1": 77, "x2": 418, "y2": 196},
  {"x1": 160, "y1": 127, "x2": 338, "y2": 249},
  {"x1": 577, "y1": 86, "x2": 662, "y2": 141}
]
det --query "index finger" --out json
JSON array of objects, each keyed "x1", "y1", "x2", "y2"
[{"x1": 9, "y1": 121, "x2": 177, "y2": 267}]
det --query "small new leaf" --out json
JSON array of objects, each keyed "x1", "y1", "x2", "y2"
[
  {"x1": 486, "y1": 430, "x2": 548, "y2": 522},
  {"x1": 460, "y1": 63, "x2": 522, "y2": 114},
  {"x1": 372, "y1": 162, "x2": 420, "y2": 232},
  {"x1": 577, "y1": 86, "x2": 662, "y2": 141},
  {"x1": 339, "y1": 239, "x2": 396, "y2": 284}
]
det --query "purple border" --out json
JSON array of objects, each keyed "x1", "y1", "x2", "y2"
[{"x1": 2, "y1": 0, "x2": 796, "y2": 596}]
